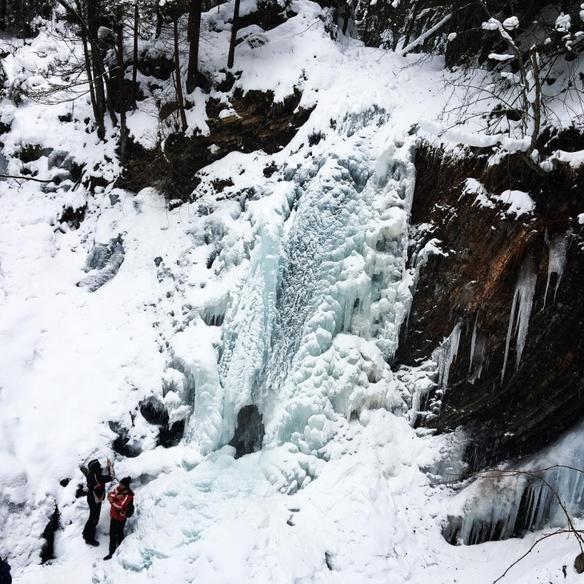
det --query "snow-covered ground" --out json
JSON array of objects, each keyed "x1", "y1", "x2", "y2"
[{"x1": 1, "y1": 1, "x2": 584, "y2": 583}]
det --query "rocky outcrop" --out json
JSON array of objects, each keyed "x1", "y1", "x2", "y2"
[
  {"x1": 120, "y1": 88, "x2": 313, "y2": 199},
  {"x1": 399, "y1": 141, "x2": 584, "y2": 471}
]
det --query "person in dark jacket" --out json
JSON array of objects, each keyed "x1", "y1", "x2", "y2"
[
  {"x1": 0, "y1": 557, "x2": 11, "y2": 584},
  {"x1": 82, "y1": 458, "x2": 114, "y2": 546},
  {"x1": 104, "y1": 476, "x2": 134, "y2": 560}
]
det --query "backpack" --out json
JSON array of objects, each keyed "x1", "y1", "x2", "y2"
[{"x1": 125, "y1": 500, "x2": 135, "y2": 518}]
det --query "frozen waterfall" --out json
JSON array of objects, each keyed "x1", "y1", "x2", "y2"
[{"x1": 182, "y1": 108, "x2": 417, "y2": 455}]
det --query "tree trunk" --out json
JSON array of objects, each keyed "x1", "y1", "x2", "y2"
[
  {"x1": 0, "y1": 0, "x2": 7, "y2": 30},
  {"x1": 186, "y1": 0, "x2": 202, "y2": 93},
  {"x1": 227, "y1": 0, "x2": 241, "y2": 69},
  {"x1": 132, "y1": 2, "x2": 139, "y2": 87},
  {"x1": 14, "y1": 0, "x2": 25, "y2": 37},
  {"x1": 87, "y1": 0, "x2": 107, "y2": 130},
  {"x1": 81, "y1": 28, "x2": 103, "y2": 138},
  {"x1": 115, "y1": 8, "x2": 128, "y2": 163},
  {"x1": 155, "y1": 5, "x2": 163, "y2": 38},
  {"x1": 173, "y1": 17, "x2": 188, "y2": 131}
]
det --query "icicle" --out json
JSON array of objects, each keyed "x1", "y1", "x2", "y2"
[
  {"x1": 543, "y1": 231, "x2": 570, "y2": 308},
  {"x1": 437, "y1": 322, "x2": 462, "y2": 389},
  {"x1": 501, "y1": 288, "x2": 518, "y2": 384},
  {"x1": 514, "y1": 258, "x2": 537, "y2": 370},
  {"x1": 501, "y1": 257, "x2": 537, "y2": 383},
  {"x1": 468, "y1": 314, "x2": 479, "y2": 376},
  {"x1": 448, "y1": 420, "x2": 584, "y2": 546}
]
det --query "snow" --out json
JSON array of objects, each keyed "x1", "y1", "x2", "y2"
[
  {"x1": 502, "y1": 16, "x2": 520, "y2": 31},
  {"x1": 555, "y1": 13, "x2": 572, "y2": 33},
  {"x1": 493, "y1": 190, "x2": 535, "y2": 217},
  {"x1": 464, "y1": 181, "x2": 535, "y2": 218},
  {"x1": 1, "y1": 1, "x2": 584, "y2": 583},
  {"x1": 489, "y1": 53, "x2": 515, "y2": 62},
  {"x1": 550, "y1": 149, "x2": 584, "y2": 168}
]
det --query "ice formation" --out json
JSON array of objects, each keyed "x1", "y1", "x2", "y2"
[
  {"x1": 178, "y1": 107, "x2": 416, "y2": 457},
  {"x1": 501, "y1": 256, "x2": 537, "y2": 383},
  {"x1": 434, "y1": 322, "x2": 462, "y2": 391},
  {"x1": 445, "y1": 421, "x2": 584, "y2": 546},
  {"x1": 543, "y1": 231, "x2": 570, "y2": 308}
]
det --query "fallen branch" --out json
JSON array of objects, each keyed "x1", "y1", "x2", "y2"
[{"x1": 0, "y1": 174, "x2": 53, "y2": 183}]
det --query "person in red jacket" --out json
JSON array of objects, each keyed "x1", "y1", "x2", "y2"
[{"x1": 103, "y1": 476, "x2": 134, "y2": 560}]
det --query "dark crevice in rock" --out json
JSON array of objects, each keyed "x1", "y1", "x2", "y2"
[
  {"x1": 229, "y1": 405, "x2": 265, "y2": 459},
  {"x1": 57, "y1": 204, "x2": 87, "y2": 230},
  {"x1": 159, "y1": 420, "x2": 185, "y2": 448},
  {"x1": 139, "y1": 397, "x2": 185, "y2": 448},
  {"x1": 40, "y1": 505, "x2": 60, "y2": 564},
  {"x1": 109, "y1": 421, "x2": 141, "y2": 458},
  {"x1": 75, "y1": 483, "x2": 87, "y2": 498}
]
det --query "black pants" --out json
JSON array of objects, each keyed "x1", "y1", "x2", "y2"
[
  {"x1": 82, "y1": 496, "x2": 102, "y2": 542},
  {"x1": 108, "y1": 519, "x2": 126, "y2": 556}
]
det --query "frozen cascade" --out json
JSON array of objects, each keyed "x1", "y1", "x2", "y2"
[
  {"x1": 543, "y1": 231, "x2": 570, "y2": 308},
  {"x1": 501, "y1": 256, "x2": 537, "y2": 383},
  {"x1": 205, "y1": 107, "x2": 417, "y2": 453},
  {"x1": 444, "y1": 421, "x2": 584, "y2": 545}
]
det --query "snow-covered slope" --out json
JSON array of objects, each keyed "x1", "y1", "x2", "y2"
[{"x1": 1, "y1": 1, "x2": 584, "y2": 583}]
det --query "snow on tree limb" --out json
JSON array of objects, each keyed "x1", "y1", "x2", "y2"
[{"x1": 399, "y1": 13, "x2": 451, "y2": 56}]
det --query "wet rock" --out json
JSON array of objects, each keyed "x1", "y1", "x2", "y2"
[
  {"x1": 138, "y1": 49, "x2": 174, "y2": 81},
  {"x1": 139, "y1": 397, "x2": 185, "y2": 448},
  {"x1": 229, "y1": 405, "x2": 265, "y2": 459},
  {"x1": 399, "y1": 141, "x2": 584, "y2": 470},
  {"x1": 159, "y1": 420, "x2": 185, "y2": 448},
  {"x1": 16, "y1": 144, "x2": 51, "y2": 163},
  {"x1": 140, "y1": 398, "x2": 168, "y2": 426},
  {"x1": 109, "y1": 421, "x2": 141, "y2": 458},
  {"x1": 40, "y1": 505, "x2": 60, "y2": 564},
  {"x1": 57, "y1": 204, "x2": 86, "y2": 230}
]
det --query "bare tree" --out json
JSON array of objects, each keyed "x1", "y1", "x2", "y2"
[
  {"x1": 186, "y1": 0, "x2": 202, "y2": 93},
  {"x1": 227, "y1": 0, "x2": 241, "y2": 69},
  {"x1": 173, "y1": 15, "x2": 188, "y2": 130},
  {"x1": 114, "y1": 5, "x2": 128, "y2": 162},
  {"x1": 132, "y1": 2, "x2": 139, "y2": 87},
  {"x1": 0, "y1": 0, "x2": 7, "y2": 30}
]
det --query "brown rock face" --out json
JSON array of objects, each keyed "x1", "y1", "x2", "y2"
[{"x1": 398, "y1": 143, "x2": 584, "y2": 471}]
